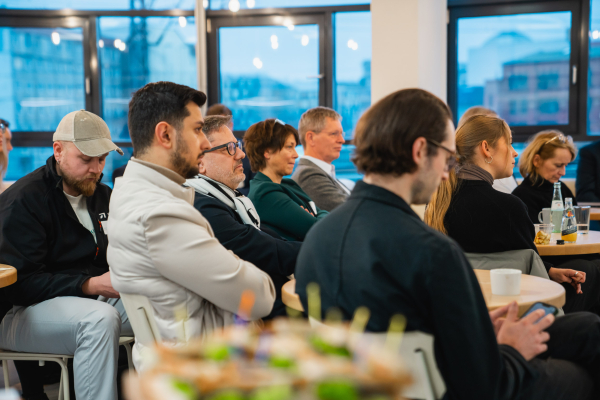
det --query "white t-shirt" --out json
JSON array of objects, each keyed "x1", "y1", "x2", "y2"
[{"x1": 64, "y1": 192, "x2": 97, "y2": 243}]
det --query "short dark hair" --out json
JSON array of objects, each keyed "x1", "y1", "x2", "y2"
[
  {"x1": 202, "y1": 115, "x2": 232, "y2": 141},
  {"x1": 0, "y1": 119, "x2": 9, "y2": 129},
  {"x1": 206, "y1": 103, "x2": 232, "y2": 116},
  {"x1": 128, "y1": 81, "x2": 207, "y2": 156},
  {"x1": 352, "y1": 89, "x2": 452, "y2": 176},
  {"x1": 244, "y1": 119, "x2": 299, "y2": 172}
]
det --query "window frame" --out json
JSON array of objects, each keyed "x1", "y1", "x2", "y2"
[
  {"x1": 205, "y1": 4, "x2": 370, "y2": 140},
  {"x1": 447, "y1": 0, "x2": 586, "y2": 142}
]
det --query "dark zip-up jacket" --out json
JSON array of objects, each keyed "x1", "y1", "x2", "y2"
[{"x1": 0, "y1": 156, "x2": 111, "y2": 310}]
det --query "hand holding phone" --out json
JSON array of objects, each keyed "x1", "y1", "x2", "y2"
[{"x1": 522, "y1": 302, "x2": 558, "y2": 323}]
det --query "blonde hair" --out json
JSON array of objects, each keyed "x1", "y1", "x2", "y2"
[
  {"x1": 457, "y1": 106, "x2": 498, "y2": 129},
  {"x1": 424, "y1": 115, "x2": 511, "y2": 234},
  {"x1": 518, "y1": 130, "x2": 577, "y2": 185}
]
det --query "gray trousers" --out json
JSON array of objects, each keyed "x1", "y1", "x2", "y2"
[{"x1": 0, "y1": 296, "x2": 132, "y2": 400}]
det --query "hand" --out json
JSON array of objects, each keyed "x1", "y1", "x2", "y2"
[
  {"x1": 496, "y1": 301, "x2": 554, "y2": 361},
  {"x1": 300, "y1": 205, "x2": 314, "y2": 216},
  {"x1": 82, "y1": 272, "x2": 120, "y2": 298},
  {"x1": 489, "y1": 303, "x2": 511, "y2": 336},
  {"x1": 548, "y1": 267, "x2": 585, "y2": 294}
]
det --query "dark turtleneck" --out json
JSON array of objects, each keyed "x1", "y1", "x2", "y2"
[
  {"x1": 512, "y1": 176, "x2": 576, "y2": 225},
  {"x1": 444, "y1": 179, "x2": 540, "y2": 257}
]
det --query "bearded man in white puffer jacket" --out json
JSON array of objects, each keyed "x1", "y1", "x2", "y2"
[{"x1": 106, "y1": 82, "x2": 275, "y2": 370}]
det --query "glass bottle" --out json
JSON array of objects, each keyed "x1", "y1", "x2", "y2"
[
  {"x1": 561, "y1": 198, "x2": 577, "y2": 243},
  {"x1": 550, "y1": 182, "x2": 564, "y2": 233}
]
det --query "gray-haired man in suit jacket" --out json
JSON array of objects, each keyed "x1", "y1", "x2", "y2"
[{"x1": 291, "y1": 107, "x2": 351, "y2": 211}]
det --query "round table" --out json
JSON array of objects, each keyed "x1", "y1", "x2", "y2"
[
  {"x1": 0, "y1": 265, "x2": 16, "y2": 288},
  {"x1": 282, "y1": 280, "x2": 304, "y2": 312},
  {"x1": 535, "y1": 231, "x2": 600, "y2": 256},
  {"x1": 590, "y1": 208, "x2": 600, "y2": 221},
  {"x1": 474, "y1": 269, "x2": 565, "y2": 316},
  {"x1": 283, "y1": 272, "x2": 566, "y2": 317}
]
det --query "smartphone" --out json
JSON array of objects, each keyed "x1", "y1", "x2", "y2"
[{"x1": 522, "y1": 302, "x2": 558, "y2": 323}]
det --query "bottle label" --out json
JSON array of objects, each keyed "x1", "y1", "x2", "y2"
[
  {"x1": 562, "y1": 225, "x2": 577, "y2": 236},
  {"x1": 551, "y1": 201, "x2": 563, "y2": 210}
]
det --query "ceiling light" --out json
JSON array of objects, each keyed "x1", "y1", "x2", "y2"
[
  {"x1": 98, "y1": 39, "x2": 104, "y2": 48},
  {"x1": 229, "y1": 0, "x2": 240, "y2": 12},
  {"x1": 179, "y1": 17, "x2": 187, "y2": 27},
  {"x1": 253, "y1": 57, "x2": 263, "y2": 69},
  {"x1": 301, "y1": 35, "x2": 309, "y2": 46},
  {"x1": 51, "y1": 32, "x2": 60, "y2": 45}
]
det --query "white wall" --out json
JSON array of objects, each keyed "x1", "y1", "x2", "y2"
[{"x1": 371, "y1": 0, "x2": 448, "y2": 103}]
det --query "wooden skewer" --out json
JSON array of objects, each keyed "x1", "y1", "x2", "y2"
[
  {"x1": 306, "y1": 282, "x2": 321, "y2": 322},
  {"x1": 385, "y1": 314, "x2": 407, "y2": 352},
  {"x1": 350, "y1": 307, "x2": 370, "y2": 333},
  {"x1": 326, "y1": 307, "x2": 343, "y2": 325}
]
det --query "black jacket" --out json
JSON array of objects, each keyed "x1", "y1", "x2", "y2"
[
  {"x1": 193, "y1": 193, "x2": 301, "y2": 318},
  {"x1": 576, "y1": 141, "x2": 600, "y2": 202},
  {"x1": 0, "y1": 156, "x2": 111, "y2": 309},
  {"x1": 512, "y1": 176, "x2": 576, "y2": 224},
  {"x1": 295, "y1": 180, "x2": 538, "y2": 400}
]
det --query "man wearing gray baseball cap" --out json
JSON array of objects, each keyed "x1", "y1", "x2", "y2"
[{"x1": 0, "y1": 110, "x2": 130, "y2": 400}]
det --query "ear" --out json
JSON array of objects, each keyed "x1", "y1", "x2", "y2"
[
  {"x1": 305, "y1": 131, "x2": 315, "y2": 146},
  {"x1": 155, "y1": 121, "x2": 174, "y2": 150},
  {"x1": 264, "y1": 148, "x2": 272, "y2": 160},
  {"x1": 53, "y1": 141, "x2": 65, "y2": 163},
  {"x1": 480, "y1": 140, "x2": 492, "y2": 158},
  {"x1": 533, "y1": 154, "x2": 542, "y2": 168},
  {"x1": 198, "y1": 157, "x2": 207, "y2": 175},
  {"x1": 412, "y1": 137, "x2": 428, "y2": 167}
]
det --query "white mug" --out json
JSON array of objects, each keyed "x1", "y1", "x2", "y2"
[
  {"x1": 490, "y1": 269, "x2": 521, "y2": 296},
  {"x1": 538, "y1": 208, "x2": 551, "y2": 224}
]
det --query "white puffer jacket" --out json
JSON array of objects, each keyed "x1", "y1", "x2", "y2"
[{"x1": 106, "y1": 159, "x2": 275, "y2": 368}]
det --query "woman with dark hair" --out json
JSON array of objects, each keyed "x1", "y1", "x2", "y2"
[
  {"x1": 245, "y1": 119, "x2": 328, "y2": 241},
  {"x1": 425, "y1": 115, "x2": 600, "y2": 314}
]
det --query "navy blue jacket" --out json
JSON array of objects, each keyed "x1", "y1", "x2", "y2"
[
  {"x1": 576, "y1": 141, "x2": 600, "y2": 202},
  {"x1": 193, "y1": 193, "x2": 301, "y2": 318},
  {"x1": 295, "y1": 180, "x2": 538, "y2": 400}
]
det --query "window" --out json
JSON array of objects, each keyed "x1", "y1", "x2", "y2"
[
  {"x1": 0, "y1": 26, "x2": 85, "y2": 131},
  {"x1": 209, "y1": 0, "x2": 369, "y2": 10},
  {"x1": 98, "y1": 16, "x2": 198, "y2": 141},
  {"x1": 589, "y1": 0, "x2": 600, "y2": 135},
  {"x1": 0, "y1": 0, "x2": 194, "y2": 10},
  {"x1": 217, "y1": 24, "x2": 320, "y2": 131},
  {"x1": 450, "y1": 6, "x2": 577, "y2": 136},
  {"x1": 334, "y1": 11, "x2": 371, "y2": 139}
]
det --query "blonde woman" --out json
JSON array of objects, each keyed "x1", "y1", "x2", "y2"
[
  {"x1": 425, "y1": 115, "x2": 599, "y2": 314},
  {"x1": 512, "y1": 131, "x2": 577, "y2": 224}
]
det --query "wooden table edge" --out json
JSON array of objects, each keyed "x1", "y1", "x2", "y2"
[
  {"x1": 281, "y1": 280, "x2": 304, "y2": 312},
  {"x1": 0, "y1": 265, "x2": 16, "y2": 289},
  {"x1": 536, "y1": 242, "x2": 600, "y2": 256}
]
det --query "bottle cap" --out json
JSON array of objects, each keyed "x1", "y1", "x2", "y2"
[{"x1": 557, "y1": 240, "x2": 565, "y2": 245}]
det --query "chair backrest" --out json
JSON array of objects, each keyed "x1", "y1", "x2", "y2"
[
  {"x1": 120, "y1": 293, "x2": 162, "y2": 347},
  {"x1": 466, "y1": 249, "x2": 550, "y2": 279},
  {"x1": 309, "y1": 318, "x2": 445, "y2": 400}
]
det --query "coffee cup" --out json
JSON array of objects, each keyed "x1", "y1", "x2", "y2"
[{"x1": 490, "y1": 269, "x2": 521, "y2": 296}]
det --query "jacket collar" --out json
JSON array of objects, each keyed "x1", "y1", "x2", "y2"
[
  {"x1": 126, "y1": 158, "x2": 194, "y2": 204},
  {"x1": 253, "y1": 171, "x2": 274, "y2": 182},
  {"x1": 350, "y1": 180, "x2": 420, "y2": 220},
  {"x1": 300, "y1": 156, "x2": 335, "y2": 178}
]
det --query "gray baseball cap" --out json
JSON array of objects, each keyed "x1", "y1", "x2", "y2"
[{"x1": 53, "y1": 110, "x2": 123, "y2": 157}]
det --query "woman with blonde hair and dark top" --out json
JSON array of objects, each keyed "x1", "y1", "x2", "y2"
[
  {"x1": 245, "y1": 119, "x2": 328, "y2": 241},
  {"x1": 425, "y1": 115, "x2": 600, "y2": 314},
  {"x1": 512, "y1": 131, "x2": 577, "y2": 225}
]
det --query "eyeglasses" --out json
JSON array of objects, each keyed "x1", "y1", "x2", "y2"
[
  {"x1": 426, "y1": 138, "x2": 457, "y2": 171},
  {"x1": 0, "y1": 123, "x2": 5, "y2": 134},
  {"x1": 204, "y1": 140, "x2": 243, "y2": 156}
]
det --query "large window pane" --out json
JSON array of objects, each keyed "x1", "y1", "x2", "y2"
[
  {"x1": 219, "y1": 24, "x2": 319, "y2": 130},
  {"x1": 98, "y1": 17, "x2": 197, "y2": 141},
  {"x1": 0, "y1": 0, "x2": 194, "y2": 10},
  {"x1": 5, "y1": 146, "x2": 134, "y2": 187},
  {"x1": 457, "y1": 12, "x2": 571, "y2": 126},
  {"x1": 589, "y1": 0, "x2": 600, "y2": 135},
  {"x1": 210, "y1": 0, "x2": 368, "y2": 10},
  {"x1": 334, "y1": 11, "x2": 371, "y2": 139},
  {"x1": 0, "y1": 26, "x2": 85, "y2": 131}
]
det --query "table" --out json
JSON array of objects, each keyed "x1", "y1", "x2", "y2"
[
  {"x1": 535, "y1": 231, "x2": 600, "y2": 256},
  {"x1": 282, "y1": 280, "x2": 304, "y2": 312},
  {"x1": 0, "y1": 265, "x2": 16, "y2": 288},
  {"x1": 590, "y1": 208, "x2": 600, "y2": 221},
  {"x1": 474, "y1": 269, "x2": 565, "y2": 316},
  {"x1": 283, "y1": 272, "x2": 566, "y2": 317}
]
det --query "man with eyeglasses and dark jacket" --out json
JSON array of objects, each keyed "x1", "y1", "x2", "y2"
[{"x1": 0, "y1": 110, "x2": 129, "y2": 400}]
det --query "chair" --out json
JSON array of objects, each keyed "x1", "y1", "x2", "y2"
[
  {"x1": 0, "y1": 336, "x2": 134, "y2": 400},
  {"x1": 283, "y1": 281, "x2": 446, "y2": 400},
  {"x1": 119, "y1": 293, "x2": 161, "y2": 347}
]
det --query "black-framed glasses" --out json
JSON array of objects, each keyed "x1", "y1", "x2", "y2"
[
  {"x1": 204, "y1": 140, "x2": 243, "y2": 156},
  {"x1": 426, "y1": 138, "x2": 457, "y2": 171}
]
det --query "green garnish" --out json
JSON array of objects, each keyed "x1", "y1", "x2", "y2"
[
  {"x1": 309, "y1": 336, "x2": 351, "y2": 357},
  {"x1": 204, "y1": 344, "x2": 230, "y2": 361},
  {"x1": 269, "y1": 355, "x2": 296, "y2": 369},
  {"x1": 316, "y1": 381, "x2": 358, "y2": 400},
  {"x1": 250, "y1": 385, "x2": 293, "y2": 400},
  {"x1": 172, "y1": 379, "x2": 198, "y2": 400},
  {"x1": 208, "y1": 389, "x2": 245, "y2": 400}
]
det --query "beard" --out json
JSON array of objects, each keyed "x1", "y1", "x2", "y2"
[
  {"x1": 171, "y1": 133, "x2": 203, "y2": 179},
  {"x1": 207, "y1": 159, "x2": 245, "y2": 190},
  {"x1": 411, "y1": 160, "x2": 442, "y2": 205},
  {"x1": 61, "y1": 171, "x2": 99, "y2": 197}
]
